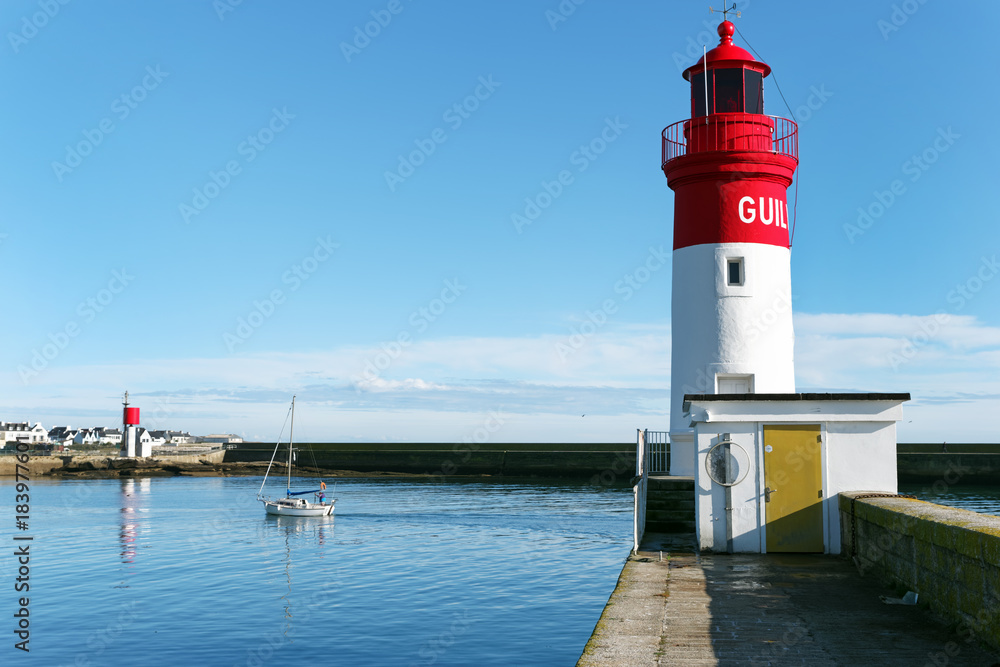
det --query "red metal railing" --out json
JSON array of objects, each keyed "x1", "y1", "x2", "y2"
[{"x1": 662, "y1": 114, "x2": 798, "y2": 167}]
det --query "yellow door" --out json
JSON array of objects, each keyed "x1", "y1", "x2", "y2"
[{"x1": 763, "y1": 425, "x2": 823, "y2": 553}]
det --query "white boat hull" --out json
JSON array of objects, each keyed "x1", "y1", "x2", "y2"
[{"x1": 262, "y1": 498, "x2": 335, "y2": 517}]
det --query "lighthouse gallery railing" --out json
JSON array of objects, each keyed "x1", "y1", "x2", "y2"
[{"x1": 662, "y1": 113, "x2": 798, "y2": 166}]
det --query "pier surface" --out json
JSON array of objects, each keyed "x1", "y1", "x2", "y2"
[{"x1": 579, "y1": 533, "x2": 1000, "y2": 666}]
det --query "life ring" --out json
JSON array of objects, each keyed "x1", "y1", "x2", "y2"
[{"x1": 320, "y1": 481, "x2": 326, "y2": 490}]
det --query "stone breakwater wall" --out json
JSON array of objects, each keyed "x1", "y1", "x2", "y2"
[
  {"x1": 225, "y1": 442, "x2": 636, "y2": 480},
  {"x1": 6, "y1": 444, "x2": 997, "y2": 482},
  {"x1": 839, "y1": 491, "x2": 1000, "y2": 651},
  {"x1": 897, "y1": 454, "x2": 1000, "y2": 484},
  {"x1": 897, "y1": 443, "x2": 1000, "y2": 483}
]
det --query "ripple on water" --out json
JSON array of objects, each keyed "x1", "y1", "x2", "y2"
[
  {"x1": 900, "y1": 483, "x2": 1000, "y2": 518},
  {"x1": 5, "y1": 476, "x2": 631, "y2": 666}
]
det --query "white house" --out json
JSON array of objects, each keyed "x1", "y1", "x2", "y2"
[
  {"x1": 94, "y1": 427, "x2": 122, "y2": 445},
  {"x1": 165, "y1": 430, "x2": 194, "y2": 444},
  {"x1": 201, "y1": 434, "x2": 243, "y2": 444},
  {"x1": 135, "y1": 428, "x2": 163, "y2": 447},
  {"x1": 0, "y1": 422, "x2": 47, "y2": 444},
  {"x1": 73, "y1": 427, "x2": 123, "y2": 445},
  {"x1": 48, "y1": 426, "x2": 77, "y2": 447},
  {"x1": 149, "y1": 430, "x2": 193, "y2": 445},
  {"x1": 73, "y1": 428, "x2": 104, "y2": 446}
]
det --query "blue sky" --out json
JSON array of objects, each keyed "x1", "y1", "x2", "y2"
[{"x1": 3, "y1": 0, "x2": 998, "y2": 443}]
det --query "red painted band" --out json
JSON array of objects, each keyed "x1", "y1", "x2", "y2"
[{"x1": 673, "y1": 179, "x2": 790, "y2": 250}]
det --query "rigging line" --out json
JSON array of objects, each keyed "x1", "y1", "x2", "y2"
[
  {"x1": 731, "y1": 21, "x2": 800, "y2": 249},
  {"x1": 306, "y1": 425, "x2": 322, "y2": 477},
  {"x1": 257, "y1": 401, "x2": 294, "y2": 498},
  {"x1": 731, "y1": 22, "x2": 795, "y2": 122},
  {"x1": 789, "y1": 171, "x2": 800, "y2": 248}
]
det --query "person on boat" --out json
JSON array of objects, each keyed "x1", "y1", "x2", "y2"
[{"x1": 317, "y1": 481, "x2": 326, "y2": 504}]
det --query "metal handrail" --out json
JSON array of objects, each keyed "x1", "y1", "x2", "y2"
[
  {"x1": 633, "y1": 429, "x2": 647, "y2": 553},
  {"x1": 662, "y1": 113, "x2": 798, "y2": 166},
  {"x1": 645, "y1": 430, "x2": 670, "y2": 474},
  {"x1": 633, "y1": 428, "x2": 671, "y2": 552}
]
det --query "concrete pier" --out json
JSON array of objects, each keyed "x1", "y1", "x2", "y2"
[{"x1": 579, "y1": 532, "x2": 1000, "y2": 666}]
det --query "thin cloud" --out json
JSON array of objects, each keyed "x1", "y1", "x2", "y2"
[{"x1": 3, "y1": 314, "x2": 998, "y2": 441}]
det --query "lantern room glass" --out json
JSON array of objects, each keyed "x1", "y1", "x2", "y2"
[
  {"x1": 744, "y1": 70, "x2": 763, "y2": 114},
  {"x1": 714, "y1": 69, "x2": 742, "y2": 113},
  {"x1": 691, "y1": 68, "x2": 765, "y2": 117}
]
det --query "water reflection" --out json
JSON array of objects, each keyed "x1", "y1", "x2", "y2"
[
  {"x1": 119, "y1": 478, "x2": 150, "y2": 565},
  {"x1": 10, "y1": 477, "x2": 631, "y2": 665},
  {"x1": 114, "y1": 478, "x2": 151, "y2": 589},
  {"x1": 263, "y1": 515, "x2": 336, "y2": 639}
]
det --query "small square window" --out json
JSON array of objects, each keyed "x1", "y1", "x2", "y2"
[{"x1": 727, "y1": 258, "x2": 744, "y2": 286}]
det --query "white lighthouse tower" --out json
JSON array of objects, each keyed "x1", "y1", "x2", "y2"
[{"x1": 662, "y1": 20, "x2": 798, "y2": 475}]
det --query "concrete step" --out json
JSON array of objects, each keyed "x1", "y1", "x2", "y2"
[
  {"x1": 648, "y1": 476, "x2": 694, "y2": 491},
  {"x1": 646, "y1": 498, "x2": 695, "y2": 511},
  {"x1": 647, "y1": 489, "x2": 694, "y2": 502},
  {"x1": 644, "y1": 474, "x2": 695, "y2": 534},
  {"x1": 646, "y1": 509, "x2": 695, "y2": 523},
  {"x1": 645, "y1": 520, "x2": 696, "y2": 534},
  {"x1": 646, "y1": 502, "x2": 695, "y2": 515}
]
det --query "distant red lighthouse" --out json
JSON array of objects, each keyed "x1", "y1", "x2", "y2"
[
  {"x1": 662, "y1": 21, "x2": 799, "y2": 475},
  {"x1": 121, "y1": 391, "x2": 149, "y2": 457}
]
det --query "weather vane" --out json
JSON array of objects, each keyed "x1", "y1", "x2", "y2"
[{"x1": 709, "y1": 3, "x2": 741, "y2": 21}]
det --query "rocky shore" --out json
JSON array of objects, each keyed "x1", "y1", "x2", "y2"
[{"x1": 0, "y1": 452, "x2": 472, "y2": 479}]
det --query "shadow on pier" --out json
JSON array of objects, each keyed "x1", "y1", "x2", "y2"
[{"x1": 580, "y1": 530, "x2": 1000, "y2": 666}]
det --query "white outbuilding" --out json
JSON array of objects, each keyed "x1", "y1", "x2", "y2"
[{"x1": 683, "y1": 393, "x2": 909, "y2": 554}]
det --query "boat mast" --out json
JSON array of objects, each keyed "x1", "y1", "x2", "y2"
[{"x1": 287, "y1": 395, "x2": 295, "y2": 492}]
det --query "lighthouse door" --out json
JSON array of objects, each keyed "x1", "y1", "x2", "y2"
[
  {"x1": 762, "y1": 425, "x2": 824, "y2": 553},
  {"x1": 718, "y1": 376, "x2": 751, "y2": 394}
]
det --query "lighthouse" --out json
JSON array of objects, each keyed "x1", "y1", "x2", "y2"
[
  {"x1": 662, "y1": 20, "x2": 798, "y2": 476},
  {"x1": 121, "y1": 391, "x2": 150, "y2": 458},
  {"x1": 642, "y1": 18, "x2": 909, "y2": 555}
]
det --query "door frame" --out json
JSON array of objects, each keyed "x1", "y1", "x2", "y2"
[{"x1": 756, "y1": 421, "x2": 829, "y2": 553}]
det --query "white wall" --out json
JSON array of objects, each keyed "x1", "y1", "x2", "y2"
[
  {"x1": 1, "y1": 423, "x2": 48, "y2": 443},
  {"x1": 694, "y1": 424, "x2": 761, "y2": 552},
  {"x1": 690, "y1": 404, "x2": 901, "y2": 553},
  {"x1": 122, "y1": 425, "x2": 137, "y2": 457},
  {"x1": 670, "y1": 243, "x2": 795, "y2": 474},
  {"x1": 824, "y1": 421, "x2": 898, "y2": 554},
  {"x1": 670, "y1": 433, "x2": 695, "y2": 477}
]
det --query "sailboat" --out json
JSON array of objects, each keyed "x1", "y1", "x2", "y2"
[{"x1": 257, "y1": 396, "x2": 335, "y2": 517}]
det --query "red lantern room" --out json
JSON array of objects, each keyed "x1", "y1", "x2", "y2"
[
  {"x1": 124, "y1": 407, "x2": 140, "y2": 425},
  {"x1": 683, "y1": 21, "x2": 769, "y2": 118},
  {"x1": 661, "y1": 20, "x2": 798, "y2": 251}
]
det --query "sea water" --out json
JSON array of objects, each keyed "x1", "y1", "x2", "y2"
[
  {"x1": 0, "y1": 476, "x2": 631, "y2": 666},
  {"x1": 900, "y1": 482, "x2": 1000, "y2": 518}
]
